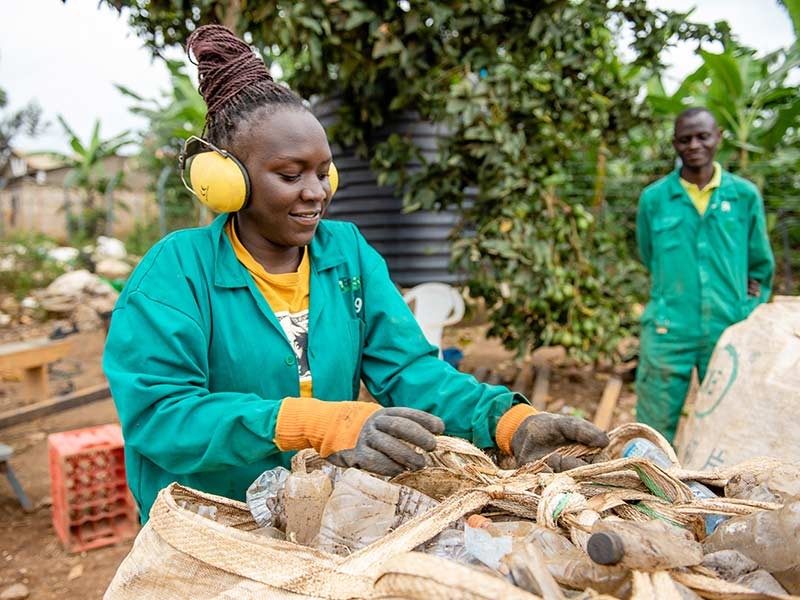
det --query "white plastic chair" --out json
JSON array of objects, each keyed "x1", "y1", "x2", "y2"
[{"x1": 403, "y1": 283, "x2": 465, "y2": 357}]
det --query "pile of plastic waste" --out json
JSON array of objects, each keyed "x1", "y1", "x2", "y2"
[{"x1": 245, "y1": 423, "x2": 800, "y2": 599}]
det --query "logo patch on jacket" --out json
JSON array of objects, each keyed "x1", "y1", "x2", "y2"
[
  {"x1": 339, "y1": 276, "x2": 364, "y2": 316},
  {"x1": 338, "y1": 276, "x2": 362, "y2": 292}
]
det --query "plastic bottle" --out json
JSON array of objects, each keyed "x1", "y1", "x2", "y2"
[
  {"x1": 587, "y1": 518, "x2": 703, "y2": 570},
  {"x1": 315, "y1": 468, "x2": 399, "y2": 556},
  {"x1": 464, "y1": 515, "x2": 628, "y2": 595},
  {"x1": 726, "y1": 464, "x2": 800, "y2": 504},
  {"x1": 703, "y1": 501, "x2": 800, "y2": 575},
  {"x1": 622, "y1": 438, "x2": 728, "y2": 534},
  {"x1": 284, "y1": 470, "x2": 333, "y2": 546},
  {"x1": 417, "y1": 528, "x2": 476, "y2": 565}
]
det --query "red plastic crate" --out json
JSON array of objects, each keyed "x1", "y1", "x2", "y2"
[{"x1": 48, "y1": 424, "x2": 138, "y2": 552}]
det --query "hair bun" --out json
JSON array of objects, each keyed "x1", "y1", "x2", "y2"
[{"x1": 186, "y1": 24, "x2": 273, "y2": 118}]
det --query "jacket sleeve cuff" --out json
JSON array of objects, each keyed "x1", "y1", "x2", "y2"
[
  {"x1": 274, "y1": 397, "x2": 381, "y2": 457},
  {"x1": 495, "y1": 403, "x2": 538, "y2": 456}
]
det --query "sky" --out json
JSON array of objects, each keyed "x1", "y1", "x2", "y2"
[{"x1": 0, "y1": 0, "x2": 796, "y2": 155}]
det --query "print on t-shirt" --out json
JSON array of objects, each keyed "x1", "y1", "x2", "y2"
[{"x1": 276, "y1": 309, "x2": 310, "y2": 381}]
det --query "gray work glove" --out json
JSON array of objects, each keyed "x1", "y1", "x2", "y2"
[
  {"x1": 327, "y1": 407, "x2": 445, "y2": 477},
  {"x1": 511, "y1": 412, "x2": 609, "y2": 471}
]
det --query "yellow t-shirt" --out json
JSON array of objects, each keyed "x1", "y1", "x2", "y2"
[
  {"x1": 225, "y1": 219, "x2": 313, "y2": 397},
  {"x1": 680, "y1": 162, "x2": 722, "y2": 216}
]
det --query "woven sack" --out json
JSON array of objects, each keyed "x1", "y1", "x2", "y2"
[{"x1": 679, "y1": 298, "x2": 800, "y2": 470}]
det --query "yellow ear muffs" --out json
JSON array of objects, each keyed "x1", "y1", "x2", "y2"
[
  {"x1": 187, "y1": 151, "x2": 251, "y2": 213},
  {"x1": 179, "y1": 135, "x2": 339, "y2": 213},
  {"x1": 180, "y1": 136, "x2": 251, "y2": 213},
  {"x1": 328, "y1": 162, "x2": 339, "y2": 197}
]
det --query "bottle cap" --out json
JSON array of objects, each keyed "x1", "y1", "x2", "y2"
[{"x1": 587, "y1": 531, "x2": 624, "y2": 565}]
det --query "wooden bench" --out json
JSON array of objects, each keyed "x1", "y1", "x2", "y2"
[{"x1": 0, "y1": 337, "x2": 73, "y2": 402}]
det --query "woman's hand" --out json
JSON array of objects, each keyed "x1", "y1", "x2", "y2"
[
  {"x1": 327, "y1": 407, "x2": 444, "y2": 476},
  {"x1": 511, "y1": 412, "x2": 609, "y2": 471}
]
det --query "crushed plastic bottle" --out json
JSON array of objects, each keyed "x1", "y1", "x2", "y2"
[
  {"x1": 463, "y1": 516, "x2": 536, "y2": 571},
  {"x1": 463, "y1": 515, "x2": 628, "y2": 595},
  {"x1": 703, "y1": 500, "x2": 800, "y2": 593},
  {"x1": 284, "y1": 470, "x2": 332, "y2": 545},
  {"x1": 315, "y1": 468, "x2": 399, "y2": 556},
  {"x1": 416, "y1": 528, "x2": 475, "y2": 565},
  {"x1": 622, "y1": 438, "x2": 728, "y2": 534},
  {"x1": 725, "y1": 464, "x2": 800, "y2": 504},
  {"x1": 245, "y1": 466, "x2": 290, "y2": 529}
]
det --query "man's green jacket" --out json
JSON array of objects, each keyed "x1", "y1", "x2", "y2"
[
  {"x1": 636, "y1": 167, "x2": 774, "y2": 339},
  {"x1": 103, "y1": 215, "x2": 521, "y2": 521}
]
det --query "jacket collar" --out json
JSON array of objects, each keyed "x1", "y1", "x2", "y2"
[
  {"x1": 309, "y1": 220, "x2": 347, "y2": 272},
  {"x1": 666, "y1": 165, "x2": 735, "y2": 201},
  {"x1": 212, "y1": 213, "x2": 347, "y2": 288}
]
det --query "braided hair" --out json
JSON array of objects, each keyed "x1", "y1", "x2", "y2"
[{"x1": 186, "y1": 25, "x2": 305, "y2": 148}]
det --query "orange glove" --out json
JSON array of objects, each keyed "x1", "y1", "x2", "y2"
[
  {"x1": 496, "y1": 404, "x2": 609, "y2": 471},
  {"x1": 274, "y1": 397, "x2": 381, "y2": 458},
  {"x1": 274, "y1": 398, "x2": 444, "y2": 477},
  {"x1": 495, "y1": 403, "x2": 539, "y2": 456}
]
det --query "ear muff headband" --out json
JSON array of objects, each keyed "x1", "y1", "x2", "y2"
[
  {"x1": 180, "y1": 136, "x2": 251, "y2": 213},
  {"x1": 179, "y1": 135, "x2": 339, "y2": 214}
]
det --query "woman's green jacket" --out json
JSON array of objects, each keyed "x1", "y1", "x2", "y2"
[{"x1": 103, "y1": 215, "x2": 522, "y2": 521}]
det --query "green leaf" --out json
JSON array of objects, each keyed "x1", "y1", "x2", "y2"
[
  {"x1": 779, "y1": 0, "x2": 800, "y2": 38},
  {"x1": 298, "y1": 16, "x2": 323, "y2": 35},
  {"x1": 700, "y1": 50, "x2": 744, "y2": 99},
  {"x1": 757, "y1": 101, "x2": 800, "y2": 149},
  {"x1": 343, "y1": 10, "x2": 374, "y2": 31},
  {"x1": 114, "y1": 84, "x2": 144, "y2": 101},
  {"x1": 372, "y1": 37, "x2": 404, "y2": 59}
]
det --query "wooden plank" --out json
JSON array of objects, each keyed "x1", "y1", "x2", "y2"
[
  {"x1": 593, "y1": 375, "x2": 623, "y2": 430},
  {"x1": 22, "y1": 365, "x2": 48, "y2": 402},
  {"x1": 531, "y1": 365, "x2": 551, "y2": 411},
  {"x1": 0, "y1": 337, "x2": 72, "y2": 372},
  {"x1": 0, "y1": 383, "x2": 111, "y2": 430}
]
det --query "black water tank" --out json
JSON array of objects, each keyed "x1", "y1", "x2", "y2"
[{"x1": 315, "y1": 99, "x2": 463, "y2": 286}]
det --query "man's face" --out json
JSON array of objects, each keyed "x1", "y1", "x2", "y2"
[{"x1": 672, "y1": 112, "x2": 722, "y2": 170}]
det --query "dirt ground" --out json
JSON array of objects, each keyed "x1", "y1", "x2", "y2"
[{"x1": 0, "y1": 322, "x2": 636, "y2": 599}]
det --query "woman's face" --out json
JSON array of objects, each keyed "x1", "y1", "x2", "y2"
[{"x1": 234, "y1": 108, "x2": 333, "y2": 249}]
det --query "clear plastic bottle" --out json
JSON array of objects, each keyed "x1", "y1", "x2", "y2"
[
  {"x1": 587, "y1": 518, "x2": 703, "y2": 570},
  {"x1": 417, "y1": 528, "x2": 476, "y2": 565},
  {"x1": 622, "y1": 438, "x2": 728, "y2": 534},
  {"x1": 703, "y1": 501, "x2": 800, "y2": 574},
  {"x1": 464, "y1": 515, "x2": 628, "y2": 595},
  {"x1": 315, "y1": 468, "x2": 399, "y2": 556}
]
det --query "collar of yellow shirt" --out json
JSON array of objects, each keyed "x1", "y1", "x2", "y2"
[{"x1": 679, "y1": 162, "x2": 722, "y2": 215}]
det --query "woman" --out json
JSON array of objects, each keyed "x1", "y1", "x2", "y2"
[{"x1": 103, "y1": 25, "x2": 608, "y2": 522}]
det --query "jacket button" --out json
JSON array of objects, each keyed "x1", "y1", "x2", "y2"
[{"x1": 285, "y1": 355, "x2": 296, "y2": 366}]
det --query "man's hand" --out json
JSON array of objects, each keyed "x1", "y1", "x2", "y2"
[
  {"x1": 511, "y1": 413, "x2": 609, "y2": 471},
  {"x1": 747, "y1": 278, "x2": 761, "y2": 297},
  {"x1": 327, "y1": 407, "x2": 444, "y2": 476}
]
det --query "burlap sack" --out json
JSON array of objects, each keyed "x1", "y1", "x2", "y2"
[
  {"x1": 104, "y1": 484, "x2": 373, "y2": 599},
  {"x1": 104, "y1": 482, "x2": 521, "y2": 599},
  {"x1": 678, "y1": 298, "x2": 800, "y2": 470},
  {"x1": 105, "y1": 428, "x2": 788, "y2": 600}
]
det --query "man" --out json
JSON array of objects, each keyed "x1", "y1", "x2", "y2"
[{"x1": 635, "y1": 107, "x2": 774, "y2": 443}]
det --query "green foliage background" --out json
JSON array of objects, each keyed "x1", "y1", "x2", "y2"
[{"x1": 104, "y1": 0, "x2": 798, "y2": 362}]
